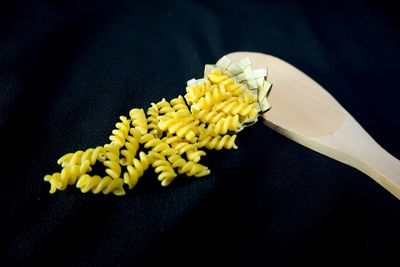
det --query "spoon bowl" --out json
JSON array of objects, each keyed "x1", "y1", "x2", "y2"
[{"x1": 227, "y1": 51, "x2": 400, "y2": 199}]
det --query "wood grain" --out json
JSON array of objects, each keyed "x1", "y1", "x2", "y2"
[{"x1": 227, "y1": 51, "x2": 400, "y2": 199}]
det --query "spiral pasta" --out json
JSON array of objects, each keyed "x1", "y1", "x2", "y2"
[
  {"x1": 168, "y1": 154, "x2": 210, "y2": 177},
  {"x1": 185, "y1": 79, "x2": 209, "y2": 105},
  {"x1": 158, "y1": 113, "x2": 198, "y2": 142},
  {"x1": 104, "y1": 143, "x2": 121, "y2": 179},
  {"x1": 44, "y1": 173, "x2": 65, "y2": 193},
  {"x1": 60, "y1": 161, "x2": 91, "y2": 186},
  {"x1": 191, "y1": 84, "x2": 232, "y2": 111},
  {"x1": 212, "y1": 99, "x2": 256, "y2": 117},
  {"x1": 140, "y1": 133, "x2": 176, "y2": 156},
  {"x1": 124, "y1": 152, "x2": 154, "y2": 189},
  {"x1": 170, "y1": 95, "x2": 189, "y2": 113},
  {"x1": 171, "y1": 142, "x2": 206, "y2": 163},
  {"x1": 120, "y1": 134, "x2": 140, "y2": 166},
  {"x1": 192, "y1": 109, "x2": 226, "y2": 124},
  {"x1": 43, "y1": 55, "x2": 271, "y2": 196},
  {"x1": 151, "y1": 152, "x2": 177, "y2": 186},
  {"x1": 154, "y1": 98, "x2": 174, "y2": 115},
  {"x1": 196, "y1": 134, "x2": 238, "y2": 150},
  {"x1": 146, "y1": 103, "x2": 162, "y2": 138},
  {"x1": 202, "y1": 115, "x2": 241, "y2": 136},
  {"x1": 109, "y1": 116, "x2": 131, "y2": 147},
  {"x1": 129, "y1": 108, "x2": 148, "y2": 134},
  {"x1": 57, "y1": 146, "x2": 106, "y2": 168},
  {"x1": 76, "y1": 175, "x2": 126, "y2": 196}
]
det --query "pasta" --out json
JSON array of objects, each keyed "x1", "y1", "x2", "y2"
[
  {"x1": 202, "y1": 115, "x2": 241, "y2": 136},
  {"x1": 151, "y1": 152, "x2": 177, "y2": 186},
  {"x1": 57, "y1": 146, "x2": 106, "y2": 168},
  {"x1": 167, "y1": 154, "x2": 210, "y2": 177},
  {"x1": 109, "y1": 116, "x2": 131, "y2": 147},
  {"x1": 76, "y1": 175, "x2": 126, "y2": 196},
  {"x1": 140, "y1": 133, "x2": 176, "y2": 156},
  {"x1": 171, "y1": 142, "x2": 206, "y2": 163},
  {"x1": 158, "y1": 115, "x2": 198, "y2": 143},
  {"x1": 43, "y1": 56, "x2": 271, "y2": 195},
  {"x1": 146, "y1": 103, "x2": 162, "y2": 138},
  {"x1": 120, "y1": 134, "x2": 140, "y2": 166},
  {"x1": 124, "y1": 152, "x2": 154, "y2": 189},
  {"x1": 129, "y1": 108, "x2": 148, "y2": 134},
  {"x1": 196, "y1": 134, "x2": 238, "y2": 150},
  {"x1": 104, "y1": 143, "x2": 121, "y2": 179},
  {"x1": 192, "y1": 109, "x2": 226, "y2": 124}
]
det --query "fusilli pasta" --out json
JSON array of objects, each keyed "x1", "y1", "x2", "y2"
[
  {"x1": 124, "y1": 152, "x2": 154, "y2": 189},
  {"x1": 43, "y1": 56, "x2": 271, "y2": 195},
  {"x1": 129, "y1": 108, "x2": 148, "y2": 134},
  {"x1": 76, "y1": 174, "x2": 126, "y2": 196}
]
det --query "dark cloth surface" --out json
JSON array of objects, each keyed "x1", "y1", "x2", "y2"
[{"x1": 2, "y1": 0, "x2": 400, "y2": 266}]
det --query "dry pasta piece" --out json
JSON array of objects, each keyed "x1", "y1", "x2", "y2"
[
  {"x1": 196, "y1": 134, "x2": 238, "y2": 150},
  {"x1": 104, "y1": 143, "x2": 121, "y2": 179},
  {"x1": 170, "y1": 95, "x2": 189, "y2": 112},
  {"x1": 140, "y1": 133, "x2": 176, "y2": 156},
  {"x1": 158, "y1": 114, "x2": 198, "y2": 142},
  {"x1": 191, "y1": 84, "x2": 232, "y2": 111},
  {"x1": 212, "y1": 99, "x2": 256, "y2": 117},
  {"x1": 129, "y1": 108, "x2": 148, "y2": 134},
  {"x1": 76, "y1": 174, "x2": 125, "y2": 196},
  {"x1": 192, "y1": 109, "x2": 226, "y2": 124},
  {"x1": 44, "y1": 173, "x2": 65, "y2": 193},
  {"x1": 154, "y1": 98, "x2": 174, "y2": 114},
  {"x1": 171, "y1": 142, "x2": 206, "y2": 163},
  {"x1": 123, "y1": 151, "x2": 154, "y2": 189},
  {"x1": 109, "y1": 116, "x2": 131, "y2": 147},
  {"x1": 150, "y1": 152, "x2": 177, "y2": 186},
  {"x1": 202, "y1": 115, "x2": 241, "y2": 136},
  {"x1": 60, "y1": 162, "x2": 91, "y2": 186},
  {"x1": 57, "y1": 150, "x2": 84, "y2": 168},
  {"x1": 120, "y1": 133, "x2": 140, "y2": 166},
  {"x1": 168, "y1": 154, "x2": 210, "y2": 177},
  {"x1": 57, "y1": 147, "x2": 106, "y2": 168},
  {"x1": 146, "y1": 103, "x2": 162, "y2": 138},
  {"x1": 185, "y1": 80, "x2": 210, "y2": 105}
]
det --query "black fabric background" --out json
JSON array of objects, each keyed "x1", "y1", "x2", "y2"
[{"x1": 2, "y1": 0, "x2": 400, "y2": 266}]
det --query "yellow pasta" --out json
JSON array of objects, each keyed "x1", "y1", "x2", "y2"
[
  {"x1": 76, "y1": 174, "x2": 126, "y2": 196},
  {"x1": 154, "y1": 98, "x2": 174, "y2": 115},
  {"x1": 171, "y1": 142, "x2": 206, "y2": 163},
  {"x1": 103, "y1": 143, "x2": 121, "y2": 179},
  {"x1": 170, "y1": 95, "x2": 189, "y2": 112},
  {"x1": 196, "y1": 134, "x2": 238, "y2": 150},
  {"x1": 192, "y1": 109, "x2": 226, "y2": 124},
  {"x1": 146, "y1": 103, "x2": 162, "y2": 138},
  {"x1": 109, "y1": 116, "x2": 131, "y2": 147},
  {"x1": 168, "y1": 154, "x2": 210, "y2": 177},
  {"x1": 202, "y1": 115, "x2": 241, "y2": 136},
  {"x1": 129, "y1": 108, "x2": 148, "y2": 134},
  {"x1": 43, "y1": 56, "x2": 271, "y2": 195},
  {"x1": 140, "y1": 133, "x2": 176, "y2": 156},
  {"x1": 124, "y1": 152, "x2": 154, "y2": 189},
  {"x1": 57, "y1": 150, "x2": 84, "y2": 168},
  {"x1": 44, "y1": 173, "x2": 65, "y2": 193},
  {"x1": 120, "y1": 134, "x2": 140, "y2": 166},
  {"x1": 158, "y1": 114, "x2": 198, "y2": 143},
  {"x1": 57, "y1": 146, "x2": 106, "y2": 168},
  {"x1": 150, "y1": 152, "x2": 177, "y2": 186}
]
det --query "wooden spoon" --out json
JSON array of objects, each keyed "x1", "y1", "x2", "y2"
[{"x1": 226, "y1": 51, "x2": 400, "y2": 200}]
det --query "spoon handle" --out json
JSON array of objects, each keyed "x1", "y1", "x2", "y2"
[{"x1": 264, "y1": 112, "x2": 400, "y2": 199}]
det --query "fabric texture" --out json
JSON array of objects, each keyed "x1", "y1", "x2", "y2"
[{"x1": 2, "y1": 0, "x2": 400, "y2": 266}]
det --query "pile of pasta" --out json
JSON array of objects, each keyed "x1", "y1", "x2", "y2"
[{"x1": 44, "y1": 56, "x2": 272, "y2": 196}]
